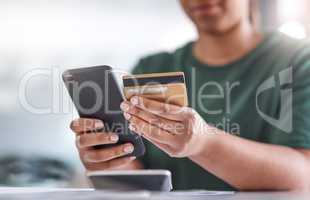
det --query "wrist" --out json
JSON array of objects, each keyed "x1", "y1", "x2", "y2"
[{"x1": 188, "y1": 123, "x2": 220, "y2": 159}]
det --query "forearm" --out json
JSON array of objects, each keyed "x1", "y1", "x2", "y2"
[
  {"x1": 189, "y1": 130, "x2": 310, "y2": 191},
  {"x1": 119, "y1": 96, "x2": 309, "y2": 190}
]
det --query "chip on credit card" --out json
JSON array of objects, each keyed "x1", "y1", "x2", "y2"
[{"x1": 123, "y1": 72, "x2": 188, "y2": 107}]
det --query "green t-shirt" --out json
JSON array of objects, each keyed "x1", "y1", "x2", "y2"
[{"x1": 132, "y1": 32, "x2": 310, "y2": 191}]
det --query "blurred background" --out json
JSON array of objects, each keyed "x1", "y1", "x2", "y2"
[{"x1": 0, "y1": 0, "x2": 309, "y2": 188}]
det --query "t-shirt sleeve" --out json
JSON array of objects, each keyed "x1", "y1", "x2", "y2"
[
  {"x1": 131, "y1": 52, "x2": 177, "y2": 75},
  {"x1": 132, "y1": 58, "x2": 146, "y2": 75},
  {"x1": 268, "y1": 46, "x2": 310, "y2": 149},
  {"x1": 290, "y1": 47, "x2": 310, "y2": 148}
]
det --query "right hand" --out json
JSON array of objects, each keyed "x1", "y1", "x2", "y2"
[{"x1": 70, "y1": 118, "x2": 137, "y2": 171}]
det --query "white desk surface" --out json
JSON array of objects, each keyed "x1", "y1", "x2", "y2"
[{"x1": 0, "y1": 188, "x2": 309, "y2": 200}]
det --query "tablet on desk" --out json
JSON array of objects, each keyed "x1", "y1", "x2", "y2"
[{"x1": 87, "y1": 170, "x2": 172, "y2": 192}]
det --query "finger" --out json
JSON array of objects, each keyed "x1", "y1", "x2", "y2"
[
  {"x1": 123, "y1": 106, "x2": 185, "y2": 135},
  {"x1": 127, "y1": 96, "x2": 188, "y2": 121},
  {"x1": 128, "y1": 115, "x2": 177, "y2": 146},
  {"x1": 76, "y1": 133, "x2": 119, "y2": 149},
  {"x1": 70, "y1": 118, "x2": 104, "y2": 135},
  {"x1": 85, "y1": 156, "x2": 136, "y2": 171},
  {"x1": 83, "y1": 143, "x2": 135, "y2": 163}
]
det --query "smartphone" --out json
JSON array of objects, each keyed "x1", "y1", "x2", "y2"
[{"x1": 62, "y1": 65, "x2": 145, "y2": 157}]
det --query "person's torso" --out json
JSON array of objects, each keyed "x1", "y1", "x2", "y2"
[{"x1": 133, "y1": 32, "x2": 309, "y2": 190}]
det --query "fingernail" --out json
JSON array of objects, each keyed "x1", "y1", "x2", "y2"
[
  {"x1": 95, "y1": 120, "x2": 103, "y2": 129},
  {"x1": 131, "y1": 96, "x2": 139, "y2": 105},
  {"x1": 110, "y1": 135, "x2": 119, "y2": 142},
  {"x1": 76, "y1": 136, "x2": 81, "y2": 147},
  {"x1": 124, "y1": 113, "x2": 131, "y2": 120},
  {"x1": 84, "y1": 154, "x2": 92, "y2": 162},
  {"x1": 120, "y1": 102, "x2": 130, "y2": 112},
  {"x1": 124, "y1": 144, "x2": 134, "y2": 153},
  {"x1": 129, "y1": 124, "x2": 136, "y2": 132},
  {"x1": 129, "y1": 156, "x2": 136, "y2": 161}
]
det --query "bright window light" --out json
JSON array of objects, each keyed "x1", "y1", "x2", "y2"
[{"x1": 278, "y1": 21, "x2": 307, "y2": 40}]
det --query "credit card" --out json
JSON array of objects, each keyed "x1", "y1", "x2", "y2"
[{"x1": 123, "y1": 72, "x2": 188, "y2": 107}]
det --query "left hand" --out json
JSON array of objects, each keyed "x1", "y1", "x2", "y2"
[{"x1": 120, "y1": 96, "x2": 211, "y2": 158}]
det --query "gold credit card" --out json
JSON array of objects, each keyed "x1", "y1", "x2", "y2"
[{"x1": 123, "y1": 72, "x2": 188, "y2": 107}]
